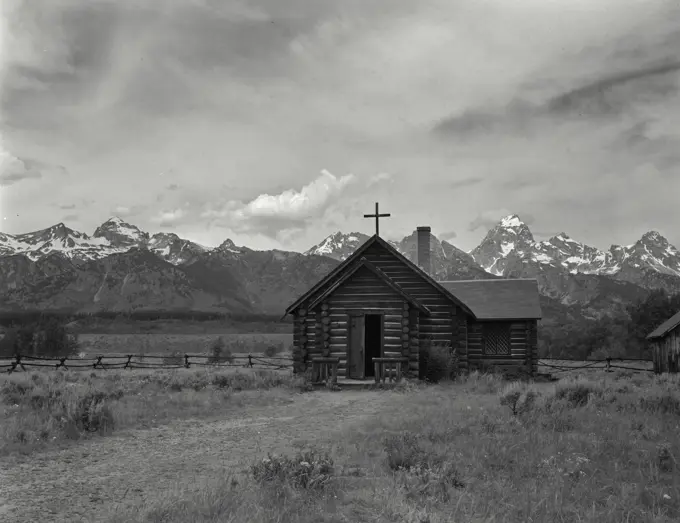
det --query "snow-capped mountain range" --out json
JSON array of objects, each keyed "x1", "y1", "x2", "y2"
[
  {"x1": 1, "y1": 214, "x2": 679, "y2": 318},
  {"x1": 469, "y1": 214, "x2": 680, "y2": 280},
  {"x1": 0, "y1": 217, "x2": 208, "y2": 265},
  {"x1": 2, "y1": 214, "x2": 680, "y2": 282}
]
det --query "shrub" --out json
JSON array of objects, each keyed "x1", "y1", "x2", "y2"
[
  {"x1": 420, "y1": 341, "x2": 458, "y2": 382},
  {"x1": 398, "y1": 462, "x2": 466, "y2": 501},
  {"x1": 499, "y1": 382, "x2": 540, "y2": 416},
  {"x1": 207, "y1": 337, "x2": 234, "y2": 365},
  {"x1": 292, "y1": 370, "x2": 314, "y2": 393},
  {"x1": 251, "y1": 450, "x2": 334, "y2": 490},
  {"x1": 457, "y1": 371, "x2": 505, "y2": 394},
  {"x1": 264, "y1": 343, "x2": 284, "y2": 358},
  {"x1": 68, "y1": 393, "x2": 115, "y2": 435},
  {"x1": 638, "y1": 390, "x2": 680, "y2": 416},
  {"x1": 384, "y1": 432, "x2": 427, "y2": 470},
  {"x1": 552, "y1": 379, "x2": 603, "y2": 408}
]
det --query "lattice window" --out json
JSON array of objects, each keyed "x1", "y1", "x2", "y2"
[{"x1": 483, "y1": 323, "x2": 511, "y2": 355}]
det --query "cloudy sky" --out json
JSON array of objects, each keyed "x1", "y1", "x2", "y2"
[{"x1": 1, "y1": 0, "x2": 679, "y2": 252}]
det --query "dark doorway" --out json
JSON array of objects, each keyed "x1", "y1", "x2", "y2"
[{"x1": 364, "y1": 314, "x2": 383, "y2": 377}]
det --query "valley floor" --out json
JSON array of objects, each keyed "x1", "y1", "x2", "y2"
[
  {"x1": 0, "y1": 390, "x2": 397, "y2": 523},
  {"x1": 1, "y1": 372, "x2": 679, "y2": 523}
]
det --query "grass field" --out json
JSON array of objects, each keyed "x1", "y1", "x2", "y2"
[
  {"x1": 1, "y1": 367, "x2": 679, "y2": 522},
  {"x1": 76, "y1": 332, "x2": 294, "y2": 357}
]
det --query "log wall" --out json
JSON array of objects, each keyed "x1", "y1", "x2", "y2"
[
  {"x1": 652, "y1": 327, "x2": 680, "y2": 374},
  {"x1": 290, "y1": 241, "x2": 466, "y2": 377},
  {"x1": 290, "y1": 241, "x2": 542, "y2": 378},
  {"x1": 357, "y1": 243, "x2": 461, "y2": 377},
  {"x1": 328, "y1": 265, "x2": 408, "y2": 376},
  {"x1": 467, "y1": 319, "x2": 535, "y2": 374}
]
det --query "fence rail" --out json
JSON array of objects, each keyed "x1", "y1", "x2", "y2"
[
  {"x1": 536, "y1": 357, "x2": 655, "y2": 374},
  {"x1": 1, "y1": 354, "x2": 657, "y2": 376},
  {"x1": 0, "y1": 353, "x2": 295, "y2": 373}
]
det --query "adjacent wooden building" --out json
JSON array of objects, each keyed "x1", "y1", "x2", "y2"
[
  {"x1": 285, "y1": 225, "x2": 542, "y2": 380},
  {"x1": 647, "y1": 310, "x2": 680, "y2": 374}
]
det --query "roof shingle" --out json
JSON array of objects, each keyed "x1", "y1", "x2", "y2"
[
  {"x1": 439, "y1": 279, "x2": 542, "y2": 320},
  {"x1": 646, "y1": 310, "x2": 680, "y2": 340}
]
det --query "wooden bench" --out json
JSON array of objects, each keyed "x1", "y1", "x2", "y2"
[
  {"x1": 372, "y1": 357, "x2": 407, "y2": 384},
  {"x1": 311, "y1": 357, "x2": 339, "y2": 386}
]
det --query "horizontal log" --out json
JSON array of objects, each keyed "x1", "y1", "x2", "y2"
[
  {"x1": 339, "y1": 285, "x2": 396, "y2": 293},
  {"x1": 331, "y1": 308, "x2": 403, "y2": 314},
  {"x1": 422, "y1": 318, "x2": 452, "y2": 325},
  {"x1": 419, "y1": 325, "x2": 453, "y2": 332},
  {"x1": 468, "y1": 356, "x2": 529, "y2": 363},
  {"x1": 330, "y1": 292, "x2": 402, "y2": 299}
]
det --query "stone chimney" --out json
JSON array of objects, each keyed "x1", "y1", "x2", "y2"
[{"x1": 416, "y1": 226, "x2": 431, "y2": 275}]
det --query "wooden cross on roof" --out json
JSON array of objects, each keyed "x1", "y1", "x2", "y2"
[{"x1": 363, "y1": 202, "x2": 391, "y2": 237}]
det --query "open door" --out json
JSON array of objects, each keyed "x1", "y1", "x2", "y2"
[
  {"x1": 347, "y1": 315, "x2": 365, "y2": 378},
  {"x1": 364, "y1": 314, "x2": 383, "y2": 378}
]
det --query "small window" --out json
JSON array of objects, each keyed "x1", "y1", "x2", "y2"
[{"x1": 483, "y1": 323, "x2": 511, "y2": 355}]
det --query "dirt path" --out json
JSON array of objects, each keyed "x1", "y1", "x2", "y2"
[{"x1": 0, "y1": 390, "x2": 393, "y2": 523}]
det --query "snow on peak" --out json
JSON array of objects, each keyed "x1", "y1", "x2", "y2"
[
  {"x1": 641, "y1": 230, "x2": 667, "y2": 245},
  {"x1": 93, "y1": 217, "x2": 146, "y2": 245},
  {"x1": 499, "y1": 214, "x2": 524, "y2": 228},
  {"x1": 304, "y1": 232, "x2": 369, "y2": 261},
  {"x1": 217, "y1": 239, "x2": 242, "y2": 254}
]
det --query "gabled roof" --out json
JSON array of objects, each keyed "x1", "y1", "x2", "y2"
[
  {"x1": 307, "y1": 257, "x2": 431, "y2": 315},
  {"x1": 285, "y1": 235, "x2": 475, "y2": 317},
  {"x1": 439, "y1": 279, "x2": 542, "y2": 320},
  {"x1": 647, "y1": 310, "x2": 680, "y2": 340}
]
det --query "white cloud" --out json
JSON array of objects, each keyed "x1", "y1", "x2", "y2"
[
  {"x1": 0, "y1": 149, "x2": 38, "y2": 186},
  {"x1": 203, "y1": 169, "x2": 358, "y2": 239},
  {"x1": 238, "y1": 169, "x2": 355, "y2": 219},
  {"x1": 152, "y1": 208, "x2": 185, "y2": 227}
]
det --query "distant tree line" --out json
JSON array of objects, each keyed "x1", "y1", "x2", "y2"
[
  {"x1": 0, "y1": 310, "x2": 292, "y2": 328},
  {"x1": 0, "y1": 316, "x2": 79, "y2": 358},
  {"x1": 539, "y1": 289, "x2": 680, "y2": 360}
]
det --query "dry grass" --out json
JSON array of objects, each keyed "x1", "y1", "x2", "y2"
[
  {"x1": 106, "y1": 369, "x2": 680, "y2": 523},
  {"x1": 77, "y1": 332, "x2": 293, "y2": 357},
  {"x1": 0, "y1": 367, "x2": 301, "y2": 456}
]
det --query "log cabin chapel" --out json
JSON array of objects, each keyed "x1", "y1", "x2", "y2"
[{"x1": 284, "y1": 203, "x2": 542, "y2": 381}]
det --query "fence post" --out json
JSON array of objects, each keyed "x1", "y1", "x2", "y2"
[
  {"x1": 8, "y1": 354, "x2": 19, "y2": 374},
  {"x1": 184, "y1": 354, "x2": 190, "y2": 368},
  {"x1": 10, "y1": 354, "x2": 26, "y2": 373}
]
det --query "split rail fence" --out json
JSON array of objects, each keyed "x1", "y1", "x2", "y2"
[
  {"x1": 0, "y1": 354, "x2": 656, "y2": 375},
  {"x1": 536, "y1": 357, "x2": 654, "y2": 374},
  {"x1": 0, "y1": 353, "x2": 294, "y2": 374}
]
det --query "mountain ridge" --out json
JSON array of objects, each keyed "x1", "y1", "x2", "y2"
[{"x1": 1, "y1": 214, "x2": 679, "y2": 320}]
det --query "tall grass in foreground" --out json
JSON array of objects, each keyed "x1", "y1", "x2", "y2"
[
  {"x1": 0, "y1": 368, "x2": 300, "y2": 455},
  {"x1": 110, "y1": 370, "x2": 680, "y2": 523}
]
